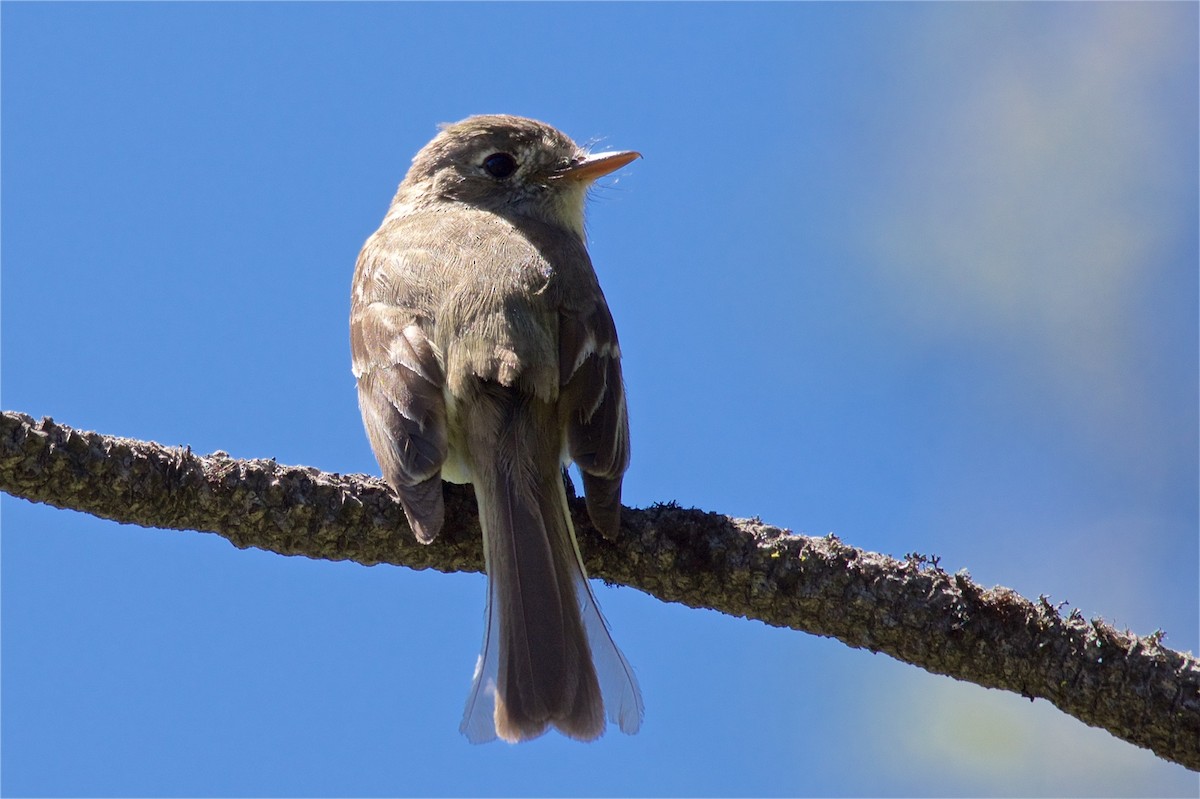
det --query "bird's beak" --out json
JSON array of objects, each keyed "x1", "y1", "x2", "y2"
[{"x1": 554, "y1": 150, "x2": 641, "y2": 182}]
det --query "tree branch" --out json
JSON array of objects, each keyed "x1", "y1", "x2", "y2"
[{"x1": 1, "y1": 410, "x2": 1196, "y2": 770}]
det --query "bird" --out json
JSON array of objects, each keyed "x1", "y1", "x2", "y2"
[{"x1": 349, "y1": 114, "x2": 644, "y2": 743}]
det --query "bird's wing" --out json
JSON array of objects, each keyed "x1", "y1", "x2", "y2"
[
  {"x1": 351, "y1": 245, "x2": 449, "y2": 543},
  {"x1": 559, "y1": 302, "x2": 630, "y2": 540}
]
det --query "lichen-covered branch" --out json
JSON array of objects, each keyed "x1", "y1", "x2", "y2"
[{"x1": 1, "y1": 410, "x2": 1197, "y2": 770}]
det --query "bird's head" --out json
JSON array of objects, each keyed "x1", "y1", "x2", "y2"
[{"x1": 394, "y1": 114, "x2": 639, "y2": 238}]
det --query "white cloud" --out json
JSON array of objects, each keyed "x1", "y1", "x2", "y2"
[
  {"x1": 863, "y1": 4, "x2": 1195, "y2": 463},
  {"x1": 867, "y1": 667, "x2": 1196, "y2": 795}
]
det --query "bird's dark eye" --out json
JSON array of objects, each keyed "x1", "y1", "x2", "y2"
[{"x1": 482, "y1": 152, "x2": 518, "y2": 179}]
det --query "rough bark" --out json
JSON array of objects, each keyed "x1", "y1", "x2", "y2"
[{"x1": 1, "y1": 410, "x2": 1196, "y2": 770}]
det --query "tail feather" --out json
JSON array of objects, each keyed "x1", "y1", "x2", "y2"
[
  {"x1": 492, "y1": 463, "x2": 595, "y2": 742},
  {"x1": 552, "y1": 475, "x2": 645, "y2": 736},
  {"x1": 457, "y1": 386, "x2": 640, "y2": 743}
]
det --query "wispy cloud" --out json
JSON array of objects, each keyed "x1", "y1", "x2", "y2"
[{"x1": 863, "y1": 4, "x2": 1196, "y2": 465}]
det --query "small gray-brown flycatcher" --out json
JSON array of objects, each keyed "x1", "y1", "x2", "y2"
[{"x1": 350, "y1": 115, "x2": 643, "y2": 743}]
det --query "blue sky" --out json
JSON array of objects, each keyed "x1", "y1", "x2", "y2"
[{"x1": 2, "y1": 2, "x2": 1196, "y2": 796}]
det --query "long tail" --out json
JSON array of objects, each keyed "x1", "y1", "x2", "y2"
[{"x1": 458, "y1": 385, "x2": 643, "y2": 743}]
